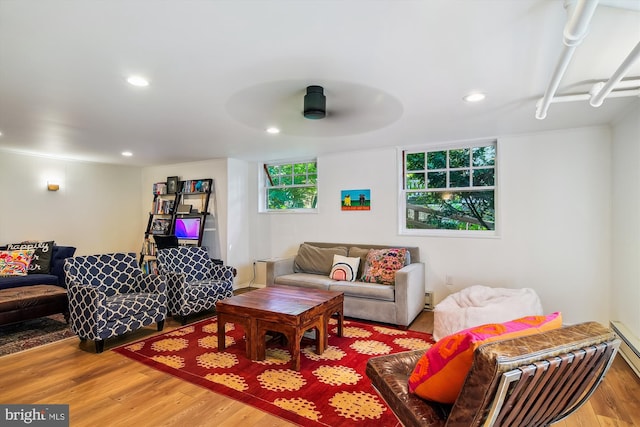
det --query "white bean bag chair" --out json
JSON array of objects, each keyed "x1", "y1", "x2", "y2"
[{"x1": 433, "y1": 285, "x2": 543, "y2": 341}]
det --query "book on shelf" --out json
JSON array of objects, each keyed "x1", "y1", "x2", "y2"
[
  {"x1": 141, "y1": 238, "x2": 157, "y2": 256},
  {"x1": 153, "y1": 182, "x2": 167, "y2": 195},
  {"x1": 142, "y1": 260, "x2": 158, "y2": 275},
  {"x1": 181, "y1": 179, "x2": 210, "y2": 193},
  {"x1": 153, "y1": 198, "x2": 175, "y2": 214}
]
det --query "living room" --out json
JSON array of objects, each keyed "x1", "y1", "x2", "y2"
[
  {"x1": 1, "y1": 1, "x2": 639, "y2": 425},
  {"x1": 2, "y1": 116, "x2": 637, "y2": 332}
]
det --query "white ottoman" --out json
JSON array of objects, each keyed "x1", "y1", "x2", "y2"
[{"x1": 433, "y1": 285, "x2": 543, "y2": 341}]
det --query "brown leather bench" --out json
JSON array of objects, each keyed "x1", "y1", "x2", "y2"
[
  {"x1": 366, "y1": 322, "x2": 620, "y2": 427},
  {"x1": 0, "y1": 285, "x2": 69, "y2": 326}
]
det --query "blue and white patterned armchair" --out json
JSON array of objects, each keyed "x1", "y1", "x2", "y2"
[
  {"x1": 63, "y1": 253, "x2": 167, "y2": 353},
  {"x1": 156, "y1": 246, "x2": 235, "y2": 325}
]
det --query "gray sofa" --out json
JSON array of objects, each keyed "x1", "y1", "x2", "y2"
[{"x1": 265, "y1": 242, "x2": 425, "y2": 328}]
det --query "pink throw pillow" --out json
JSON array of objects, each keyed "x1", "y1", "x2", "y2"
[{"x1": 408, "y1": 312, "x2": 563, "y2": 404}]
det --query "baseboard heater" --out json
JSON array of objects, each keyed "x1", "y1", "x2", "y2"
[{"x1": 610, "y1": 321, "x2": 640, "y2": 378}]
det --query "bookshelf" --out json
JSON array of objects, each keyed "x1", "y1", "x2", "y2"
[{"x1": 140, "y1": 178, "x2": 216, "y2": 273}]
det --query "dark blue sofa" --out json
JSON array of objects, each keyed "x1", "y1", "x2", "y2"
[
  {"x1": 0, "y1": 245, "x2": 76, "y2": 290},
  {"x1": 0, "y1": 245, "x2": 76, "y2": 326}
]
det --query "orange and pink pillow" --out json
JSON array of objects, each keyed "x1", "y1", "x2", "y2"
[
  {"x1": 0, "y1": 249, "x2": 35, "y2": 276},
  {"x1": 361, "y1": 248, "x2": 407, "y2": 285},
  {"x1": 408, "y1": 312, "x2": 562, "y2": 404}
]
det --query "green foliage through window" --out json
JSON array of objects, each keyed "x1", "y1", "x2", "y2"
[
  {"x1": 403, "y1": 142, "x2": 496, "y2": 232},
  {"x1": 263, "y1": 160, "x2": 317, "y2": 210}
]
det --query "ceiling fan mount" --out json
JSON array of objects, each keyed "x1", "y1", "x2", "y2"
[{"x1": 303, "y1": 85, "x2": 326, "y2": 119}]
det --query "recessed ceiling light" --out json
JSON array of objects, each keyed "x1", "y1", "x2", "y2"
[
  {"x1": 463, "y1": 92, "x2": 486, "y2": 103},
  {"x1": 127, "y1": 75, "x2": 149, "y2": 87},
  {"x1": 266, "y1": 127, "x2": 280, "y2": 134},
  {"x1": 121, "y1": 151, "x2": 133, "y2": 157}
]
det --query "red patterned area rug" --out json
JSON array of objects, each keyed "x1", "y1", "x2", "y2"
[{"x1": 113, "y1": 317, "x2": 433, "y2": 427}]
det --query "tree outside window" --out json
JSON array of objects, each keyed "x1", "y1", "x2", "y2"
[
  {"x1": 261, "y1": 160, "x2": 317, "y2": 211},
  {"x1": 402, "y1": 142, "x2": 496, "y2": 234}
]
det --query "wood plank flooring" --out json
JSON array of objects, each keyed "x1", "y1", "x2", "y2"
[{"x1": 0, "y1": 299, "x2": 638, "y2": 426}]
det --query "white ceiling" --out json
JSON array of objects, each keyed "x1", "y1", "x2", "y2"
[{"x1": 1, "y1": 0, "x2": 639, "y2": 166}]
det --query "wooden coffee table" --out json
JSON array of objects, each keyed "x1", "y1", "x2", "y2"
[{"x1": 216, "y1": 286, "x2": 344, "y2": 370}]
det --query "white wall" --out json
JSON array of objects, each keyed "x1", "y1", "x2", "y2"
[
  {"x1": 611, "y1": 101, "x2": 640, "y2": 337},
  {"x1": 249, "y1": 126, "x2": 612, "y2": 326},
  {"x1": 0, "y1": 151, "x2": 142, "y2": 254},
  {"x1": 226, "y1": 158, "x2": 252, "y2": 285}
]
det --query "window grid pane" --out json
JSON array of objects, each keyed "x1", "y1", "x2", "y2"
[
  {"x1": 449, "y1": 170, "x2": 470, "y2": 188},
  {"x1": 472, "y1": 146, "x2": 496, "y2": 166},
  {"x1": 448, "y1": 148, "x2": 470, "y2": 168},
  {"x1": 406, "y1": 152, "x2": 425, "y2": 171},
  {"x1": 427, "y1": 151, "x2": 446, "y2": 169},
  {"x1": 473, "y1": 168, "x2": 495, "y2": 186},
  {"x1": 427, "y1": 172, "x2": 446, "y2": 189},
  {"x1": 406, "y1": 172, "x2": 425, "y2": 190}
]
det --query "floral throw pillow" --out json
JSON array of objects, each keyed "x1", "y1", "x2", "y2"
[
  {"x1": 0, "y1": 249, "x2": 35, "y2": 276},
  {"x1": 361, "y1": 248, "x2": 407, "y2": 285}
]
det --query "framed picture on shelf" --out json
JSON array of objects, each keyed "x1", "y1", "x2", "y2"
[
  {"x1": 166, "y1": 176, "x2": 179, "y2": 194},
  {"x1": 151, "y1": 218, "x2": 171, "y2": 234}
]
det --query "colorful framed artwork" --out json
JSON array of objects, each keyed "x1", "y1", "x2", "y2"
[{"x1": 341, "y1": 189, "x2": 371, "y2": 211}]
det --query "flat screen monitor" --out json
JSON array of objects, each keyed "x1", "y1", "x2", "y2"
[{"x1": 174, "y1": 217, "x2": 201, "y2": 240}]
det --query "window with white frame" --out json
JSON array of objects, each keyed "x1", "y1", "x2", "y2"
[
  {"x1": 260, "y1": 159, "x2": 318, "y2": 212},
  {"x1": 400, "y1": 140, "x2": 497, "y2": 235}
]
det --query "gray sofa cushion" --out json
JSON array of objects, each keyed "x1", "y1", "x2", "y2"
[
  {"x1": 293, "y1": 243, "x2": 347, "y2": 275},
  {"x1": 329, "y1": 282, "x2": 395, "y2": 302},
  {"x1": 348, "y1": 247, "x2": 370, "y2": 278},
  {"x1": 275, "y1": 273, "x2": 334, "y2": 290}
]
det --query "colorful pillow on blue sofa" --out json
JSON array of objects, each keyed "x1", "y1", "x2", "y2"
[{"x1": 0, "y1": 249, "x2": 35, "y2": 276}]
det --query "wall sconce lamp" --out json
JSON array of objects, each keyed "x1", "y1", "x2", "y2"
[{"x1": 47, "y1": 182, "x2": 60, "y2": 192}]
